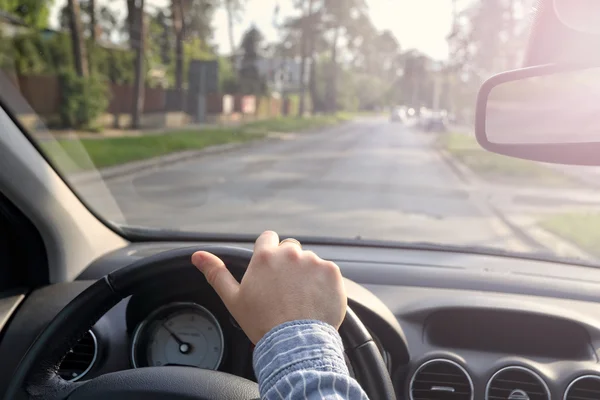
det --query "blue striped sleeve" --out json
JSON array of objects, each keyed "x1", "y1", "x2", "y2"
[{"x1": 252, "y1": 320, "x2": 369, "y2": 399}]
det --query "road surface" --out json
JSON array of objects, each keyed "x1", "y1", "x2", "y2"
[{"x1": 79, "y1": 118, "x2": 529, "y2": 251}]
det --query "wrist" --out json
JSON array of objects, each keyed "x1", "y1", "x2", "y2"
[{"x1": 252, "y1": 320, "x2": 349, "y2": 394}]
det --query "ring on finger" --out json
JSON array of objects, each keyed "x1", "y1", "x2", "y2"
[{"x1": 279, "y1": 238, "x2": 302, "y2": 249}]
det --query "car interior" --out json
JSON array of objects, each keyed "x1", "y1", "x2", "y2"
[{"x1": 3, "y1": 0, "x2": 600, "y2": 399}]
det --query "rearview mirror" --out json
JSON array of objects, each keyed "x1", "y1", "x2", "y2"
[{"x1": 475, "y1": 64, "x2": 600, "y2": 165}]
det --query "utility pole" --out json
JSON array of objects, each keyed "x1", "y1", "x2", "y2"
[{"x1": 131, "y1": 0, "x2": 146, "y2": 129}]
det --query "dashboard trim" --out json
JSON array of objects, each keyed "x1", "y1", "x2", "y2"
[
  {"x1": 409, "y1": 358, "x2": 474, "y2": 400},
  {"x1": 485, "y1": 365, "x2": 550, "y2": 400},
  {"x1": 130, "y1": 302, "x2": 225, "y2": 370}
]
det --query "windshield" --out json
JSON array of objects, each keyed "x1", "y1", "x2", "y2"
[{"x1": 3, "y1": 0, "x2": 599, "y2": 263}]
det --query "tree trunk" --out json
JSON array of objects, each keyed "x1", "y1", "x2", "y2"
[
  {"x1": 328, "y1": 25, "x2": 340, "y2": 113},
  {"x1": 308, "y1": 25, "x2": 319, "y2": 113},
  {"x1": 308, "y1": 52, "x2": 318, "y2": 113},
  {"x1": 131, "y1": 0, "x2": 146, "y2": 129},
  {"x1": 172, "y1": 0, "x2": 185, "y2": 109},
  {"x1": 297, "y1": 0, "x2": 314, "y2": 117},
  {"x1": 89, "y1": 0, "x2": 97, "y2": 42},
  {"x1": 67, "y1": 0, "x2": 88, "y2": 78},
  {"x1": 127, "y1": 0, "x2": 136, "y2": 43},
  {"x1": 226, "y1": 1, "x2": 236, "y2": 55}
]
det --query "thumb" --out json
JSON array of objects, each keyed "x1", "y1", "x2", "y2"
[{"x1": 191, "y1": 251, "x2": 240, "y2": 308}]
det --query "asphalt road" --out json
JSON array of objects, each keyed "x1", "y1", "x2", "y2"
[{"x1": 81, "y1": 118, "x2": 528, "y2": 251}]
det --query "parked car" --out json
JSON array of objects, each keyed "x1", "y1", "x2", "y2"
[{"x1": 423, "y1": 114, "x2": 448, "y2": 132}]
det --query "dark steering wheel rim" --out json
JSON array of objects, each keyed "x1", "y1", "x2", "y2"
[{"x1": 4, "y1": 246, "x2": 396, "y2": 400}]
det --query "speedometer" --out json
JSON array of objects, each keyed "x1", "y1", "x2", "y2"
[{"x1": 131, "y1": 302, "x2": 224, "y2": 370}]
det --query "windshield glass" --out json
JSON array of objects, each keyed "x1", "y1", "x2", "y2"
[{"x1": 4, "y1": 0, "x2": 599, "y2": 263}]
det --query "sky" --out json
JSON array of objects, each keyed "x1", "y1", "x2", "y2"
[{"x1": 50, "y1": 0, "x2": 461, "y2": 60}]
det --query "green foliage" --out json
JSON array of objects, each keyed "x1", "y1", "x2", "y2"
[
  {"x1": 42, "y1": 128, "x2": 266, "y2": 173},
  {"x1": 11, "y1": 33, "x2": 46, "y2": 74},
  {"x1": 0, "y1": 0, "x2": 52, "y2": 29},
  {"x1": 58, "y1": 69, "x2": 109, "y2": 130},
  {"x1": 218, "y1": 56, "x2": 239, "y2": 93},
  {"x1": 8, "y1": 32, "x2": 74, "y2": 74},
  {"x1": 0, "y1": 32, "x2": 14, "y2": 70},
  {"x1": 93, "y1": 46, "x2": 134, "y2": 84},
  {"x1": 540, "y1": 213, "x2": 600, "y2": 257}
]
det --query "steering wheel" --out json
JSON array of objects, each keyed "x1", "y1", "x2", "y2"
[{"x1": 4, "y1": 246, "x2": 396, "y2": 400}]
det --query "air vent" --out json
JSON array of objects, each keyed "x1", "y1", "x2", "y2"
[
  {"x1": 410, "y1": 359, "x2": 473, "y2": 400},
  {"x1": 486, "y1": 366, "x2": 549, "y2": 400},
  {"x1": 564, "y1": 375, "x2": 600, "y2": 400},
  {"x1": 57, "y1": 330, "x2": 97, "y2": 382}
]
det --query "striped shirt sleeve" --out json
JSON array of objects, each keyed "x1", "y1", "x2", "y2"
[{"x1": 252, "y1": 320, "x2": 369, "y2": 399}]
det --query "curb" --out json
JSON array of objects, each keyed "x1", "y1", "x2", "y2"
[
  {"x1": 435, "y1": 147, "x2": 472, "y2": 185},
  {"x1": 68, "y1": 137, "x2": 277, "y2": 185}
]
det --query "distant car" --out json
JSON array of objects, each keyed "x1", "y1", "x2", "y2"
[
  {"x1": 390, "y1": 107, "x2": 404, "y2": 122},
  {"x1": 423, "y1": 115, "x2": 447, "y2": 132}
]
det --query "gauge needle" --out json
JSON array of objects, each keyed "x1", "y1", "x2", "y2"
[{"x1": 162, "y1": 324, "x2": 192, "y2": 354}]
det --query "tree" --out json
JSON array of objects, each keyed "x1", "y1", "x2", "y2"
[
  {"x1": 445, "y1": 0, "x2": 535, "y2": 121},
  {"x1": 88, "y1": 0, "x2": 97, "y2": 42},
  {"x1": 131, "y1": 0, "x2": 146, "y2": 128},
  {"x1": 98, "y1": 5, "x2": 120, "y2": 43},
  {"x1": 224, "y1": 0, "x2": 244, "y2": 54},
  {"x1": 238, "y1": 26, "x2": 265, "y2": 95},
  {"x1": 0, "y1": 0, "x2": 51, "y2": 29},
  {"x1": 171, "y1": 0, "x2": 215, "y2": 104},
  {"x1": 67, "y1": 0, "x2": 89, "y2": 78},
  {"x1": 126, "y1": 0, "x2": 136, "y2": 42},
  {"x1": 298, "y1": 0, "x2": 315, "y2": 117},
  {"x1": 321, "y1": 0, "x2": 367, "y2": 112},
  {"x1": 153, "y1": 9, "x2": 172, "y2": 66},
  {"x1": 400, "y1": 50, "x2": 430, "y2": 109},
  {"x1": 171, "y1": 0, "x2": 186, "y2": 97}
]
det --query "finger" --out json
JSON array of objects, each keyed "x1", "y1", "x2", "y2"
[
  {"x1": 191, "y1": 251, "x2": 239, "y2": 307},
  {"x1": 254, "y1": 230, "x2": 279, "y2": 253},
  {"x1": 279, "y1": 238, "x2": 302, "y2": 249}
]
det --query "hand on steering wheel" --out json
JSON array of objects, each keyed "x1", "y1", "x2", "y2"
[
  {"x1": 4, "y1": 243, "x2": 396, "y2": 400},
  {"x1": 191, "y1": 231, "x2": 346, "y2": 344}
]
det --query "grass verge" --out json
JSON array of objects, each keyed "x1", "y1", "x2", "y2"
[
  {"x1": 41, "y1": 115, "x2": 350, "y2": 173},
  {"x1": 242, "y1": 113, "x2": 351, "y2": 134},
  {"x1": 440, "y1": 133, "x2": 577, "y2": 187},
  {"x1": 540, "y1": 212, "x2": 600, "y2": 257}
]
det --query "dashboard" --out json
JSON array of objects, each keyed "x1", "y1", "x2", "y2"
[{"x1": 3, "y1": 241, "x2": 600, "y2": 400}]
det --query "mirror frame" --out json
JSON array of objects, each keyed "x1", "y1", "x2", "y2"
[{"x1": 475, "y1": 63, "x2": 600, "y2": 165}]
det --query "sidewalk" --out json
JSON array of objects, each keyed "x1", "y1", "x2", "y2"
[{"x1": 437, "y1": 147, "x2": 600, "y2": 261}]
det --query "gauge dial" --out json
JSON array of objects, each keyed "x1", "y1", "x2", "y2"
[{"x1": 131, "y1": 302, "x2": 224, "y2": 370}]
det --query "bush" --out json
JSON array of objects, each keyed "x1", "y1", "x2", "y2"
[{"x1": 58, "y1": 70, "x2": 109, "y2": 130}]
